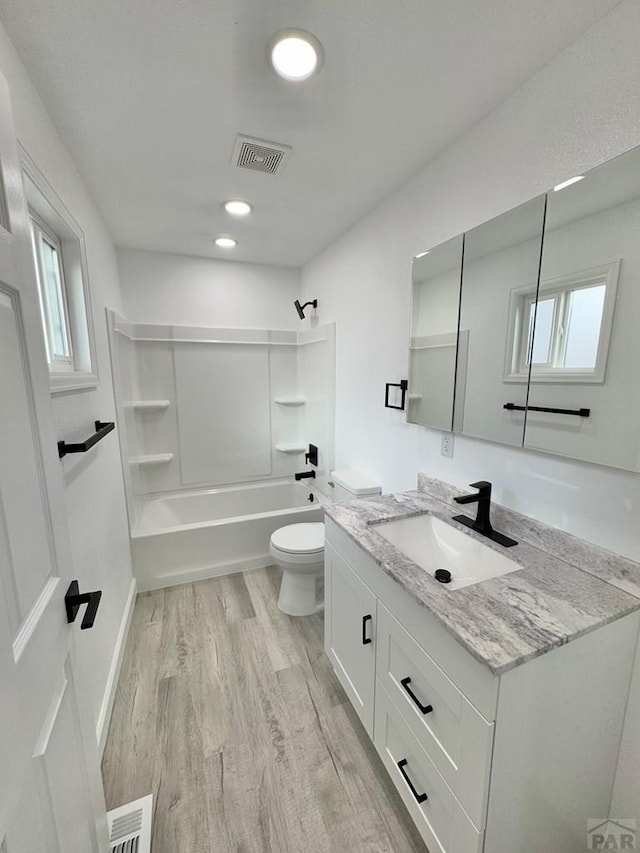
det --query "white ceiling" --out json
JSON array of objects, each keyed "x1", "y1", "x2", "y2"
[{"x1": 0, "y1": 0, "x2": 622, "y2": 267}]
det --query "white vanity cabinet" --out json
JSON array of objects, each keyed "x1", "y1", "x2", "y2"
[
  {"x1": 324, "y1": 517, "x2": 640, "y2": 853},
  {"x1": 325, "y1": 542, "x2": 377, "y2": 734}
]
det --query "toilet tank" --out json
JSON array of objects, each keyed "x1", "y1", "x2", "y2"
[{"x1": 330, "y1": 470, "x2": 382, "y2": 502}]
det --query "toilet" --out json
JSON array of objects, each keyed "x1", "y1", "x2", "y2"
[{"x1": 270, "y1": 470, "x2": 381, "y2": 616}]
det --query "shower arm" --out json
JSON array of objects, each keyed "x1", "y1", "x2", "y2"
[{"x1": 294, "y1": 298, "x2": 318, "y2": 319}]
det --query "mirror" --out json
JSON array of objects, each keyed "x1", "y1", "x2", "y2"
[
  {"x1": 407, "y1": 148, "x2": 640, "y2": 471},
  {"x1": 525, "y1": 146, "x2": 640, "y2": 470},
  {"x1": 455, "y1": 196, "x2": 547, "y2": 446},
  {"x1": 407, "y1": 235, "x2": 463, "y2": 431},
  {"x1": 407, "y1": 144, "x2": 640, "y2": 473}
]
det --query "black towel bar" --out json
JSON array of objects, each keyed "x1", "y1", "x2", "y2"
[
  {"x1": 503, "y1": 403, "x2": 590, "y2": 417},
  {"x1": 58, "y1": 420, "x2": 115, "y2": 458}
]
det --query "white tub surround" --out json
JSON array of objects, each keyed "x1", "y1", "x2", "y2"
[
  {"x1": 107, "y1": 313, "x2": 335, "y2": 526},
  {"x1": 131, "y1": 480, "x2": 323, "y2": 590}
]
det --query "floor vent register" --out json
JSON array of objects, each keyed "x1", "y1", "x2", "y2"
[{"x1": 107, "y1": 794, "x2": 152, "y2": 853}]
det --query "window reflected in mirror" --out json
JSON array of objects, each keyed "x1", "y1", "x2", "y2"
[{"x1": 506, "y1": 261, "x2": 619, "y2": 382}]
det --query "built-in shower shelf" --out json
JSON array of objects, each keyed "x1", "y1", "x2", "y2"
[
  {"x1": 274, "y1": 396, "x2": 306, "y2": 406},
  {"x1": 125, "y1": 400, "x2": 171, "y2": 412},
  {"x1": 275, "y1": 442, "x2": 307, "y2": 454},
  {"x1": 131, "y1": 453, "x2": 174, "y2": 467}
]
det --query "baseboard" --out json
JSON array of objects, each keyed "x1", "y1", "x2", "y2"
[
  {"x1": 136, "y1": 554, "x2": 273, "y2": 592},
  {"x1": 96, "y1": 577, "x2": 137, "y2": 757}
]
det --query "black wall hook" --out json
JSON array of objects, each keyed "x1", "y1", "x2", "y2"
[{"x1": 65, "y1": 581, "x2": 102, "y2": 630}]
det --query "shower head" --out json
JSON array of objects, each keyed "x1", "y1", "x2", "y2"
[{"x1": 294, "y1": 299, "x2": 318, "y2": 319}]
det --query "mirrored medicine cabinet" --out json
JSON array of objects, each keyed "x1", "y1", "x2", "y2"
[{"x1": 407, "y1": 143, "x2": 640, "y2": 472}]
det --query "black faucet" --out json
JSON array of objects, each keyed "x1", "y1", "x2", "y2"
[
  {"x1": 453, "y1": 481, "x2": 518, "y2": 548},
  {"x1": 295, "y1": 470, "x2": 316, "y2": 481}
]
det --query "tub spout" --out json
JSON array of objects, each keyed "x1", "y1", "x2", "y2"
[{"x1": 295, "y1": 470, "x2": 316, "y2": 480}]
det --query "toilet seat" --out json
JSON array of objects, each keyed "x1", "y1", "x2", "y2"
[{"x1": 270, "y1": 522, "x2": 324, "y2": 555}]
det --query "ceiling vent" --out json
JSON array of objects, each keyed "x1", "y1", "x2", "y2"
[{"x1": 231, "y1": 135, "x2": 292, "y2": 175}]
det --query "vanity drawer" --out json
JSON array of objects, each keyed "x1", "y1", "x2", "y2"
[
  {"x1": 376, "y1": 603, "x2": 493, "y2": 829},
  {"x1": 325, "y1": 518, "x2": 498, "y2": 720},
  {"x1": 374, "y1": 683, "x2": 484, "y2": 853}
]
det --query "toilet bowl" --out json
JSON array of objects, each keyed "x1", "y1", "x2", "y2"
[
  {"x1": 270, "y1": 470, "x2": 381, "y2": 616},
  {"x1": 270, "y1": 522, "x2": 325, "y2": 616}
]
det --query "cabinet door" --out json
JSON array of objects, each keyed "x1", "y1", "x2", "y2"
[{"x1": 324, "y1": 543, "x2": 377, "y2": 734}]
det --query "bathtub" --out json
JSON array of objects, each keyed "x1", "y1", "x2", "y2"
[{"x1": 130, "y1": 479, "x2": 325, "y2": 590}]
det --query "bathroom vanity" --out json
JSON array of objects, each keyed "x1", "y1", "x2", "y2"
[{"x1": 324, "y1": 480, "x2": 640, "y2": 853}]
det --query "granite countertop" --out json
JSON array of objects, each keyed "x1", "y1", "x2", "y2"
[{"x1": 324, "y1": 480, "x2": 640, "y2": 675}]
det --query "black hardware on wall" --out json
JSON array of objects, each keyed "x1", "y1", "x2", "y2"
[
  {"x1": 294, "y1": 470, "x2": 315, "y2": 481},
  {"x1": 385, "y1": 379, "x2": 408, "y2": 411},
  {"x1": 400, "y1": 677, "x2": 433, "y2": 715},
  {"x1": 397, "y1": 759, "x2": 428, "y2": 804},
  {"x1": 64, "y1": 580, "x2": 102, "y2": 630},
  {"x1": 503, "y1": 403, "x2": 590, "y2": 418},
  {"x1": 58, "y1": 420, "x2": 115, "y2": 458},
  {"x1": 294, "y1": 298, "x2": 318, "y2": 319},
  {"x1": 361, "y1": 614, "x2": 372, "y2": 645},
  {"x1": 305, "y1": 443, "x2": 319, "y2": 467}
]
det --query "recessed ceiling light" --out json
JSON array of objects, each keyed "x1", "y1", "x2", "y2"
[
  {"x1": 268, "y1": 29, "x2": 323, "y2": 81},
  {"x1": 415, "y1": 250, "x2": 430, "y2": 259},
  {"x1": 223, "y1": 200, "x2": 252, "y2": 216},
  {"x1": 214, "y1": 236, "x2": 237, "y2": 248},
  {"x1": 553, "y1": 175, "x2": 585, "y2": 192}
]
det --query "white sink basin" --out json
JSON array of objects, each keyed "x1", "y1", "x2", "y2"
[{"x1": 374, "y1": 514, "x2": 522, "y2": 590}]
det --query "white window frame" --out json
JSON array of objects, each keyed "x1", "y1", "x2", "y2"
[
  {"x1": 504, "y1": 261, "x2": 620, "y2": 385},
  {"x1": 21, "y1": 149, "x2": 98, "y2": 394},
  {"x1": 30, "y1": 210, "x2": 74, "y2": 371}
]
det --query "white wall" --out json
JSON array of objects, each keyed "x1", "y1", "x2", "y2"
[
  {"x1": 0, "y1": 23, "x2": 133, "y2": 743},
  {"x1": 301, "y1": 1, "x2": 640, "y2": 819},
  {"x1": 302, "y1": 0, "x2": 640, "y2": 562},
  {"x1": 117, "y1": 247, "x2": 301, "y2": 330}
]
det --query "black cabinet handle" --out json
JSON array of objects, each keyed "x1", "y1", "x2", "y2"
[
  {"x1": 362, "y1": 614, "x2": 372, "y2": 645},
  {"x1": 397, "y1": 759, "x2": 428, "y2": 804},
  {"x1": 400, "y1": 677, "x2": 433, "y2": 715},
  {"x1": 503, "y1": 402, "x2": 590, "y2": 417},
  {"x1": 65, "y1": 580, "x2": 102, "y2": 630}
]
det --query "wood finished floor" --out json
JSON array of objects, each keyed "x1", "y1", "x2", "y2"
[{"x1": 101, "y1": 566, "x2": 427, "y2": 853}]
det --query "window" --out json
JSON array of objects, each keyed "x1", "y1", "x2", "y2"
[
  {"x1": 22, "y1": 152, "x2": 97, "y2": 393},
  {"x1": 505, "y1": 261, "x2": 619, "y2": 384},
  {"x1": 30, "y1": 213, "x2": 74, "y2": 369}
]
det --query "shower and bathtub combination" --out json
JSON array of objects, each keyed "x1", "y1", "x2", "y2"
[{"x1": 107, "y1": 312, "x2": 335, "y2": 591}]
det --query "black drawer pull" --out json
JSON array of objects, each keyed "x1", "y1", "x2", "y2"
[
  {"x1": 400, "y1": 677, "x2": 433, "y2": 715},
  {"x1": 362, "y1": 614, "x2": 372, "y2": 645},
  {"x1": 397, "y1": 759, "x2": 428, "y2": 804}
]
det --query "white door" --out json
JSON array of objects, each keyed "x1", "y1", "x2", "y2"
[
  {"x1": 324, "y1": 543, "x2": 377, "y2": 734},
  {"x1": 0, "y1": 72, "x2": 109, "y2": 851}
]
